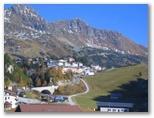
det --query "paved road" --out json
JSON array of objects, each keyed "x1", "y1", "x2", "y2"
[
  {"x1": 67, "y1": 79, "x2": 89, "y2": 105},
  {"x1": 18, "y1": 97, "x2": 42, "y2": 104}
]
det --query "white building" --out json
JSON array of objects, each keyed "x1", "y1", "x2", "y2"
[
  {"x1": 59, "y1": 59, "x2": 67, "y2": 63},
  {"x1": 4, "y1": 90, "x2": 18, "y2": 109},
  {"x1": 64, "y1": 62, "x2": 71, "y2": 67},
  {"x1": 72, "y1": 62, "x2": 78, "y2": 68},
  {"x1": 84, "y1": 69, "x2": 95, "y2": 76},
  {"x1": 91, "y1": 65, "x2": 102, "y2": 71},
  {"x1": 78, "y1": 63, "x2": 83, "y2": 67},
  {"x1": 68, "y1": 57, "x2": 75, "y2": 62},
  {"x1": 58, "y1": 62, "x2": 64, "y2": 66},
  {"x1": 97, "y1": 102, "x2": 134, "y2": 112},
  {"x1": 100, "y1": 106, "x2": 129, "y2": 112}
]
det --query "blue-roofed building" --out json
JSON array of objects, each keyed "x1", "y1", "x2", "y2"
[{"x1": 95, "y1": 93, "x2": 134, "y2": 112}]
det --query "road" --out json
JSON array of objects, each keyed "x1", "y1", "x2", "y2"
[
  {"x1": 17, "y1": 79, "x2": 89, "y2": 105},
  {"x1": 18, "y1": 97, "x2": 42, "y2": 104},
  {"x1": 67, "y1": 79, "x2": 89, "y2": 105}
]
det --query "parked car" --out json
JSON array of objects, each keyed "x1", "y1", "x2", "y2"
[{"x1": 54, "y1": 96, "x2": 68, "y2": 102}]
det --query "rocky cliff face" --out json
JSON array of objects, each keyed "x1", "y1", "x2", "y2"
[{"x1": 51, "y1": 18, "x2": 147, "y2": 56}]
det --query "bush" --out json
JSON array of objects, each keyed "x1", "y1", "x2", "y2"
[
  {"x1": 54, "y1": 81, "x2": 86, "y2": 95},
  {"x1": 25, "y1": 90, "x2": 41, "y2": 99}
]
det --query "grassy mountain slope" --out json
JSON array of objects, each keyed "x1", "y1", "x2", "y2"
[{"x1": 74, "y1": 64, "x2": 148, "y2": 111}]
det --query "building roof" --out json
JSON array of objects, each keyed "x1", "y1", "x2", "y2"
[
  {"x1": 16, "y1": 104, "x2": 81, "y2": 112},
  {"x1": 97, "y1": 102, "x2": 134, "y2": 108},
  {"x1": 4, "y1": 90, "x2": 17, "y2": 96}
]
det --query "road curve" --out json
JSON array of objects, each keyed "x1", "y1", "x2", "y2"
[{"x1": 68, "y1": 79, "x2": 89, "y2": 105}]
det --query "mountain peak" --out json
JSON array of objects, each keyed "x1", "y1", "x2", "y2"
[
  {"x1": 71, "y1": 18, "x2": 86, "y2": 23},
  {"x1": 12, "y1": 4, "x2": 28, "y2": 9},
  {"x1": 5, "y1": 4, "x2": 48, "y2": 32},
  {"x1": 11, "y1": 4, "x2": 39, "y2": 18},
  {"x1": 11, "y1": 4, "x2": 31, "y2": 13}
]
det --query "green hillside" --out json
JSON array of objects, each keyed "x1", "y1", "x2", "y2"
[{"x1": 74, "y1": 64, "x2": 148, "y2": 111}]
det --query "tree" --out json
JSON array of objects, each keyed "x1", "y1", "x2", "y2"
[
  {"x1": 139, "y1": 72, "x2": 142, "y2": 77},
  {"x1": 42, "y1": 80, "x2": 47, "y2": 86},
  {"x1": 35, "y1": 78, "x2": 42, "y2": 87},
  {"x1": 44, "y1": 72, "x2": 50, "y2": 85},
  {"x1": 4, "y1": 53, "x2": 13, "y2": 65},
  {"x1": 12, "y1": 66, "x2": 29, "y2": 87},
  {"x1": 64, "y1": 71, "x2": 73, "y2": 80},
  {"x1": 18, "y1": 78, "x2": 27, "y2": 87},
  {"x1": 46, "y1": 67, "x2": 64, "y2": 84},
  {"x1": 4, "y1": 78, "x2": 12, "y2": 88}
]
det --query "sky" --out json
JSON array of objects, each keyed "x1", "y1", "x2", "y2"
[{"x1": 4, "y1": 4, "x2": 148, "y2": 47}]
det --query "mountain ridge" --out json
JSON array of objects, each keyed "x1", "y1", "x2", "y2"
[{"x1": 4, "y1": 4, "x2": 148, "y2": 67}]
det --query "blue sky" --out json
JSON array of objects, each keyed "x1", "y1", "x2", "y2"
[{"x1": 4, "y1": 4, "x2": 148, "y2": 47}]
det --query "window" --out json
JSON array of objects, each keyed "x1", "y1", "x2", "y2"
[
  {"x1": 107, "y1": 109, "x2": 111, "y2": 112},
  {"x1": 112, "y1": 109, "x2": 117, "y2": 112}
]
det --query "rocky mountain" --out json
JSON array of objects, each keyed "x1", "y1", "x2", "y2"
[
  {"x1": 4, "y1": 4, "x2": 148, "y2": 67},
  {"x1": 4, "y1": 5, "x2": 49, "y2": 38},
  {"x1": 51, "y1": 19, "x2": 148, "y2": 56}
]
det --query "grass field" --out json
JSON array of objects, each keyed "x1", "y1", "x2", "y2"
[{"x1": 74, "y1": 64, "x2": 148, "y2": 111}]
